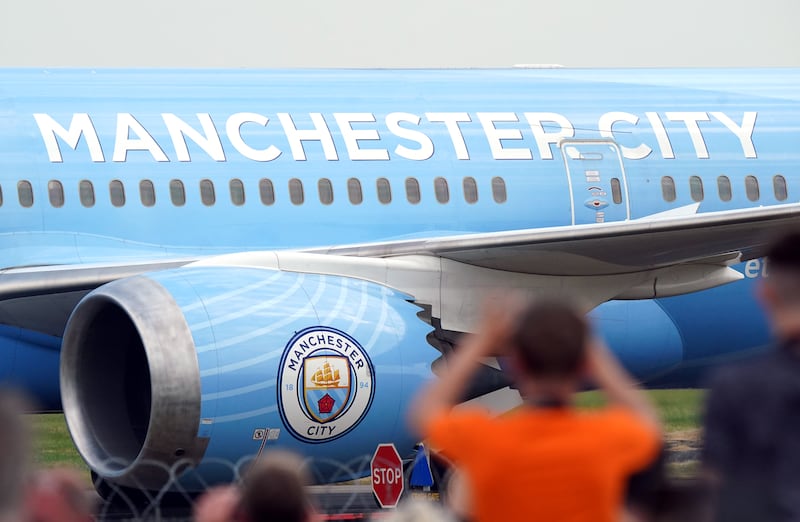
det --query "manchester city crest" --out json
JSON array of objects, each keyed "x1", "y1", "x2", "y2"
[{"x1": 278, "y1": 326, "x2": 375, "y2": 443}]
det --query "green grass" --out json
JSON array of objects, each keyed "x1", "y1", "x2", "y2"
[
  {"x1": 575, "y1": 389, "x2": 704, "y2": 433},
  {"x1": 28, "y1": 390, "x2": 706, "y2": 474},
  {"x1": 27, "y1": 413, "x2": 86, "y2": 469}
]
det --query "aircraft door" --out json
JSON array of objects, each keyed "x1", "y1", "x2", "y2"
[{"x1": 560, "y1": 140, "x2": 630, "y2": 225}]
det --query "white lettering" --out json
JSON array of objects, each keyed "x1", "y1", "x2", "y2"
[
  {"x1": 372, "y1": 467, "x2": 402, "y2": 485},
  {"x1": 33, "y1": 113, "x2": 105, "y2": 163},
  {"x1": 278, "y1": 113, "x2": 339, "y2": 161},
  {"x1": 598, "y1": 112, "x2": 652, "y2": 160},
  {"x1": 711, "y1": 111, "x2": 758, "y2": 159},
  {"x1": 225, "y1": 112, "x2": 282, "y2": 162},
  {"x1": 334, "y1": 113, "x2": 389, "y2": 161},
  {"x1": 524, "y1": 112, "x2": 574, "y2": 160},
  {"x1": 645, "y1": 112, "x2": 675, "y2": 159},
  {"x1": 162, "y1": 113, "x2": 226, "y2": 162},
  {"x1": 477, "y1": 112, "x2": 532, "y2": 160},
  {"x1": 112, "y1": 113, "x2": 168, "y2": 162},
  {"x1": 35, "y1": 109, "x2": 760, "y2": 163},
  {"x1": 744, "y1": 259, "x2": 761, "y2": 278},
  {"x1": 426, "y1": 112, "x2": 471, "y2": 160},
  {"x1": 666, "y1": 112, "x2": 710, "y2": 159},
  {"x1": 384, "y1": 112, "x2": 433, "y2": 161}
]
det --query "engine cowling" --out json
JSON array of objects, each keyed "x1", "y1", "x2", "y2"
[{"x1": 60, "y1": 266, "x2": 435, "y2": 490}]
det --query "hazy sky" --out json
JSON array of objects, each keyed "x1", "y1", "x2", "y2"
[{"x1": 1, "y1": 0, "x2": 798, "y2": 68}]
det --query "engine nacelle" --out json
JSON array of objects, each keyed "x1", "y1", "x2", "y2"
[
  {"x1": 590, "y1": 299, "x2": 684, "y2": 382},
  {"x1": 60, "y1": 266, "x2": 434, "y2": 490}
]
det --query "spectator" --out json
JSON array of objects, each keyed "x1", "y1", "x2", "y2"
[
  {"x1": 0, "y1": 390, "x2": 32, "y2": 522},
  {"x1": 703, "y1": 232, "x2": 800, "y2": 521},
  {"x1": 408, "y1": 298, "x2": 661, "y2": 522},
  {"x1": 193, "y1": 485, "x2": 241, "y2": 522},
  {"x1": 238, "y1": 450, "x2": 313, "y2": 522},
  {"x1": 194, "y1": 451, "x2": 315, "y2": 522},
  {"x1": 23, "y1": 468, "x2": 94, "y2": 522}
]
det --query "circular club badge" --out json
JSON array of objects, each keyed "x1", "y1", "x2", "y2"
[{"x1": 278, "y1": 326, "x2": 375, "y2": 443}]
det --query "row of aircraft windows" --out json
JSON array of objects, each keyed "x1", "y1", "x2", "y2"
[
  {"x1": 6, "y1": 175, "x2": 789, "y2": 209},
  {"x1": 5, "y1": 177, "x2": 509, "y2": 209},
  {"x1": 661, "y1": 175, "x2": 789, "y2": 203}
]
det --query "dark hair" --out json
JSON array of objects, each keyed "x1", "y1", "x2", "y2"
[
  {"x1": 239, "y1": 452, "x2": 311, "y2": 522},
  {"x1": 763, "y1": 232, "x2": 800, "y2": 306},
  {"x1": 511, "y1": 300, "x2": 588, "y2": 378},
  {"x1": 767, "y1": 232, "x2": 800, "y2": 272}
]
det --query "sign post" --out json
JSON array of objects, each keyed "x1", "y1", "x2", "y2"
[{"x1": 370, "y1": 443, "x2": 404, "y2": 508}]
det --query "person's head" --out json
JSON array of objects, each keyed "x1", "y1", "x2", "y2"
[
  {"x1": 23, "y1": 468, "x2": 94, "y2": 522},
  {"x1": 508, "y1": 299, "x2": 588, "y2": 387},
  {"x1": 758, "y1": 232, "x2": 800, "y2": 336},
  {"x1": 0, "y1": 390, "x2": 32, "y2": 522},
  {"x1": 238, "y1": 451, "x2": 312, "y2": 522}
]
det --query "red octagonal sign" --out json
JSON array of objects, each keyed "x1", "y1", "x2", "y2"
[{"x1": 371, "y1": 443, "x2": 404, "y2": 508}]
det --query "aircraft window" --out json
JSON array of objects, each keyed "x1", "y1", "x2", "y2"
[
  {"x1": 434, "y1": 177, "x2": 450, "y2": 204},
  {"x1": 347, "y1": 178, "x2": 363, "y2": 205},
  {"x1": 318, "y1": 178, "x2": 333, "y2": 205},
  {"x1": 170, "y1": 179, "x2": 186, "y2": 206},
  {"x1": 610, "y1": 178, "x2": 623, "y2": 204},
  {"x1": 717, "y1": 176, "x2": 732, "y2": 202},
  {"x1": 47, "y1": 180, "x2": 65, "y2": 208},
  {"x1": 289, "y1": 178, "x2": 304, "y2": 205},
  {"x1": 689, "y1": 176, "x2": 704, "y2": 202},
  {"x1": 17, "y1": 181, "x2": 33, "y2": 208},
  {"x1": 200, "y1": 179, "x2": 215, "y2": 206},
  {"x1": 376, "y1": 178, "x2": 391, "y2": 204},
  {"x1": 405, "y1": 178, "x2": 421, "y2": 204},
  {"x1": 0, "y1": 185, "x2": 3, "y2": 207},
  {"x1": 259, "y1": 178, "x2": 275, "y2": 205},
  {"x1": 463, "y1": 177, "x2": 478, "y2": 204},
  {"x1": 230, "y1": 179, "x2": 245, "y2": 206},
  {"x1": 745, "y1": 175, "x2": 760, "y2": 201},
  {"x1": 774, "y1": 175, "x2": 788, "y2": 201},
  {"x1": 491, "y1": 176, "x2": 507, "y2": 203},
  {"x1": 79, "y1": 180, "x2": 95, "y2": 207},
  {"x1": 139, "y1": 180, "x2": 156, "y2": 207},
  {"x1": 109, "y1": 180, "x2": 125, "y2": 207},
  {"x1": 661, "y1": 176, "x2": 676, "y2": 202}
]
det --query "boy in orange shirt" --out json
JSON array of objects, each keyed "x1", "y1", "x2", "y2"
[{"x1": 408, "y1": 299, "x2": 661, "y2": 522}]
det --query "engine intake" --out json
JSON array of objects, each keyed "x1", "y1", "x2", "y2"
[
  {"x1": 60, "y1": 276, "x2": 202, "y2": 490},
  {"x1": 61, "y1": 266, "x2": 435, "y2": 491}
]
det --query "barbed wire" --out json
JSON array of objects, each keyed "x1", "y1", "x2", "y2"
[
  {"x1": 84, "y1": 446, "x2": 701, "y2": 521},
  {"x1": 88, "y1": 453, "x2": 447, "y2": 521}
]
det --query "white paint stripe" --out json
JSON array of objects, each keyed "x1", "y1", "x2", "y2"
[
  {"x1": 201, "y1": 379, "x2": 276, "y2": 400},
  {"x1": 194, "y1": 275, "x2": 311, "y2": 352},
  {"x1": 345, "y1": 280, "x2": 370, "y2": 333},
  {"x1": 215, "y1": 405, "x2": 278, "y2": 423},
  {"x1": 362, "y1": 286, "x2": 389, "y2": 354},
  {"x1": 190, "y1": 273, "x2": 305, "y2": 331},
  {"x1": 182, "y1": 270, "x2": 284, "y2": 313},
  {"x1": 198, "y1": 276, "x2": 328, "y2": 366},
  {"x1": 320, "y1": 277, "x2": 349, "y2": 325},
  {"x1": 200, "y1": 351, "x2": 281, "y2": 377}
]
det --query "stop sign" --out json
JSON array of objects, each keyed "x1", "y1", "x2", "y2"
[{"x1": 370, "y1": 443, "x2": 404, "y2": 508}]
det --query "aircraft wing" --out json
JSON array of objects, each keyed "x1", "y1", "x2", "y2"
[
  {"x1": 2, "y1": 203, "x2": 798, "y2": 339},
  {"x1": 0, "y1": 258, "x2": 194, "y2": 300},
  {"x1": 309, "y1": 203, "x2": 799, "y2": 276},
  {"x1": 0, "y1": 259, "x2": 193, "y2": 337}
]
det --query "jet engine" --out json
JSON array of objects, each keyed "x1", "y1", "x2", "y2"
[{"x1": 60, "y1": 266, "x2": 435, "y2": 491}]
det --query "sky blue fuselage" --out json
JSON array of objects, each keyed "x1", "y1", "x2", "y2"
[{"x1": 0, "y1": 68, "x2": 795, "y2": 409}]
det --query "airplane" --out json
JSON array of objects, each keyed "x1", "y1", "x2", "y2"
[{"x1": 0, "y1": 67, "x2": 796, "y2": 494}]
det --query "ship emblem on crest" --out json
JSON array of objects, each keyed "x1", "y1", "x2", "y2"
[
  {"x1": 304, "y1": 356, "x2": 350, "y2": 423},
  {"x1": 278, "y1": 326, "x2": 375, "y2": 443}
]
